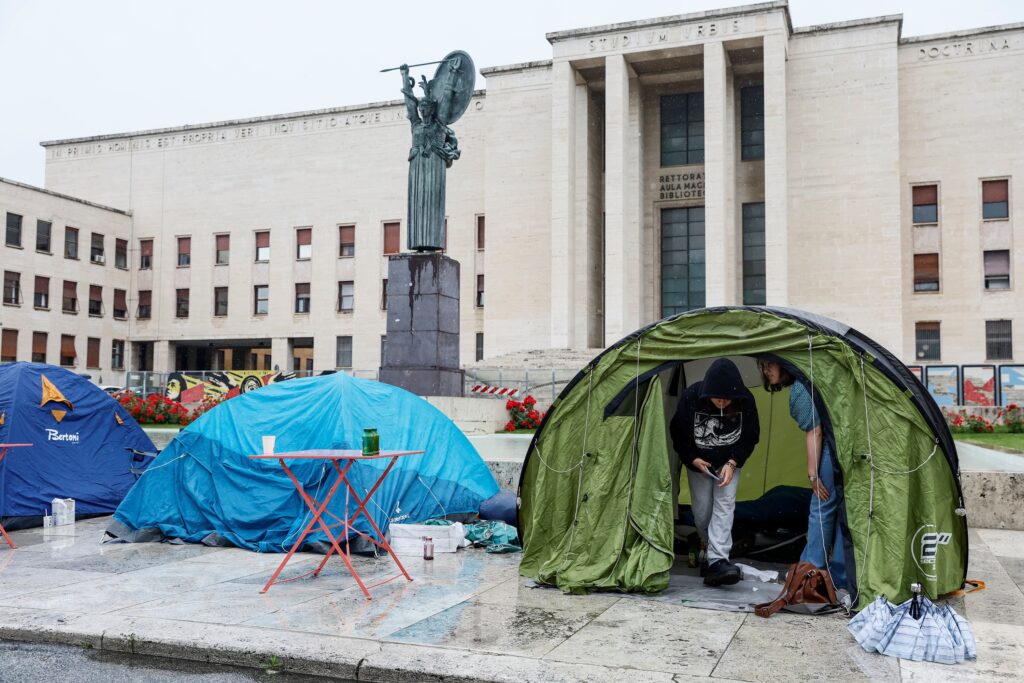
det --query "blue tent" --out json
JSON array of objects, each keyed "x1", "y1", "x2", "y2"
[
  {"x1": 111, "y1": 373, "x2": 499, "y2": 552},
  {"x1": 0, "y1": 362, "x2": 155, "y2": 523}
]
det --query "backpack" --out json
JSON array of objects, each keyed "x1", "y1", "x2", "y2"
[{"x1": 754, "y1": 561, "x2": 839, "y2": 618}]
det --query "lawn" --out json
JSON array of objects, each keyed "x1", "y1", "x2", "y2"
[{"x1": 953, "y1": 430, "x2": 1024, "y2": 453}]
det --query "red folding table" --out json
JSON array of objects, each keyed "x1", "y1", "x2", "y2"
[
  {"x1": 248, "y1": 449, "x2": 423, "y2": 599},
  {"x1": 0, "y1": 443, "x2": 33, "y2": 549}
]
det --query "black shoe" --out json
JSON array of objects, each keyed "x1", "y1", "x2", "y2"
[{"x1": 704, "y1": 559, "x2": 741, "y2": 587}]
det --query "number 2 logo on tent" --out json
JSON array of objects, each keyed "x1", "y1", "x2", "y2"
[{"x1": 912, "y1": 524, "x2": 952, "y2": 579}]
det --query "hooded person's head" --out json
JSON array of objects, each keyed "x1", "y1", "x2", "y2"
[{"x1": 698, "y1": 358, "x2": 748, "y2": 410}]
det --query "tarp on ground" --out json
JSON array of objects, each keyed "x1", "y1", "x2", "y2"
[
  {"x1": 0, "y1": 362, "x2": 155, "y2": 519},
  {"x1": 112, "y1": 373, "x2": 499, "y2": 551}
]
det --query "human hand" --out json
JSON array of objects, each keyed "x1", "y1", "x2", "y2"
[
  {"x1": 718, "y1": 462, "x2": 736, "y2": 488},
  {"x1": 812, "y1": 479, "x2": 831, "y2": 501},
  {"x1": 692, "y1": 458, "x2": 717, "y2": 479},
  {"x1": 400, "y1": 63, "x2": 409, "y2": 74}
]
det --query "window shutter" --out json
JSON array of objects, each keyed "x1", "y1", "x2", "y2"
[
  {"x1": 90, "y1": 284, "x2": 102, "y2": 301},
  {"x1": 178, "y1": 237, "x2": 191, "y2": 254},
  {"x1": 917, "y1": 321, "x2": 940, "y2": 334},
  {"x1": 114, "y1": 289, "x2": 127, "y2": 310},
  {"x1": 32, "y1": 332, "x2": 47, "y2": 355},
  {"x1": 1, "y1": 329, "x2": 16, "y2": 358},
  {"x1": 383, "y1": 223, "x2": 400, "y2": 254},
  {"x1": 255, "y1": 231, "x2": 270, "y2": 248},
  {"x1": 340, "y1": 225, "x2": 354, "y2": 244},
  {"x1": 63, "y1": 280, "x2": 76, "y2": 297},
  {"x1": 913, "y1": 254, "x2": 939, "y2": 284},
  {"x1": 912, "y1": 185, "x2": 937, "y2": 206},
  {"x1": 297, "y1": 228, "x2": 311, "y2": 246},
  {"x1": 984, "y1": 250, "x2": 1010, "y2": 276},
  {"x1": 982, "y1": 179, "x2": 1008, "y2": 203},
  {"x1": 296, "y1": 282, "x2": 310, "y2": 295},
  {"x1": 60, "y1": 335, "x2": 76, "y2": 358},
  {"x1": 216, "y1": 234, "x2": 229, "y2": 250},
  {"x1": 139, "y1": 290, "x2": 151, "y2": 306},
  {"x1": 140, "y1": 239, "x2": 153, "y2": 257},
  {"x1": 87, "y1": 338, "x2": 100, "y2": 367},
  {"x1": 476, "y1": 216, "x2": 485, "y2": 249},
  {"x1": 35, "y1": 276, "x2": 48, "y2": 293}
]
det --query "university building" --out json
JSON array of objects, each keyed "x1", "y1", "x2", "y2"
[{"x1": 1, "y1": 1, "x2": 1020, "y2": 386}]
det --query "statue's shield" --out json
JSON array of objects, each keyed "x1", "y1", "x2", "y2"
[{"x1": 430, "y1": 51, "x2": 476, "y2": 125}]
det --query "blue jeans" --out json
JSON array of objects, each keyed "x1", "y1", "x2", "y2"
[{"x1": 800, "y1": 448, "x2": 848, "y2": 590}]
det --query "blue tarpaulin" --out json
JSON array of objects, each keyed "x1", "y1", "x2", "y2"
[
  {"x1": 0, "y1": 362, "x2": 155, "y2": 517},
  {"x1": 112, "y1": 373, "x2": 499, "y2": 552}
]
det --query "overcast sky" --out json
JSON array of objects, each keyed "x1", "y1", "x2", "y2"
[{"x1": 0, "y1": 0, "x2": 1019, "y2": 187}]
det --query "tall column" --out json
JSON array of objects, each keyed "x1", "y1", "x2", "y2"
[
  {"x1": 703, "y1": 41, "x2": 737, "y2": 306},
  {"x1": 763, "y1": 32, "x2": 789, "y2": 305},
  {"x1": 550, "y1": 60, "x2": 576, "y2": 348},
  {"x1": 271, "y1": 336, "x2": 290, "y2": 372},
  {"x1": 572, "y1": 81, "x2": 593, "y2": 348},
  {"x1": 153, "y1": 340, "x2": 173, "y2": 372},
  {"x1": 604, "y1": 54, "x2": 642, "y2": 342}
]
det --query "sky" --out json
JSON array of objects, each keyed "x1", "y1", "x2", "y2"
[{"x1": 0, "y1": 0, "x2": 1020, "y2": 187}]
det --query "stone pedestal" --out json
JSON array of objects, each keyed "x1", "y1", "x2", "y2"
[{"x1": 378, "y1": 253, "x2": 464, "y2": 397}]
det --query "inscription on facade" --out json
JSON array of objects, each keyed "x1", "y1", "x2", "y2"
[
  {"x1": 46, "y1": 100, "x2": 484, "y2": 159},
  {"x1": 659, "y1": 171, "x2": 704, "y2": 201},
  {"x1": 587, "y1": 19, "x2": 744, "y2": 52},
  {"x1": 916, "y1": 36, "x2": 1017, "y2": 60}
]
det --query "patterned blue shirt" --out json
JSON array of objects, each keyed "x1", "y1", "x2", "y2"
[{"x1": 789, "y1": 381, "x2": 820, "y2": 432}]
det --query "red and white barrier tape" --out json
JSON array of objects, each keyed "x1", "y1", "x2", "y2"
[{"x1": 470, "y1": 384, "x2": 519, "y2": 397}]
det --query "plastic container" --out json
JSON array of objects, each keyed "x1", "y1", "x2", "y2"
[
  {"x1": 423, "y1": 536, "x2": 434, "y2": 561},
  {"x1": 361, "y1": 428, "x2": 379, "y2": 456},
  {"x1": 52, "y1": 498, "x2": 75, "y2": 526}
]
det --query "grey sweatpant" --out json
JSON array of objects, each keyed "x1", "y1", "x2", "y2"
[{"x1": 687, "y1": 467, "x2": 740, "y2": 563}]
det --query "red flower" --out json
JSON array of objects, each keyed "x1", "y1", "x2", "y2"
[
  {"x1": 523, "y1": 395, "x2": 537, "y2": 406},
  {"x1": 528, "y1": 410, "x2": 539, "y2": 420},
  {"x1": 504, "y1": 421, "x2": 515, "y2": 432},
  {"x1": 155, "y1": 414, "x2": 165, "y2": 423}
]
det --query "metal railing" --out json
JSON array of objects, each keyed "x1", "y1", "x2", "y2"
[{"x1": 463, "y1": 368, "x2": 579, "y2": 404}]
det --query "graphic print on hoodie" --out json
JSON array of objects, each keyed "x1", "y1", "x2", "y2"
[{"x1": 670, "y1": 358, "x2": 761, "y2": 472}]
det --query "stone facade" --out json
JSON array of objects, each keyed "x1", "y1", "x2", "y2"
[{"x1": 3, "y1": 1, "x2": 1019, "y2": 381}]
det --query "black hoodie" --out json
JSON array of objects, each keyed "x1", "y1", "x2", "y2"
[{"x1": 670, "y1": 358, "x2": 760, "y2": 472}]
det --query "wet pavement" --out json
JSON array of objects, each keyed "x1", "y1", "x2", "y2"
[{"x1": 0, "y1": 517, "x2": 1021, "y2": 681}]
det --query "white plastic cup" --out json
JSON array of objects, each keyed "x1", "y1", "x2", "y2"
[{"x1": 262, "y1": 435, "x2": 276, "y2": 454}]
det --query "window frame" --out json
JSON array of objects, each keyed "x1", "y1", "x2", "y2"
[
  {"x1": 295, "y1": 227, "x2": 312, "y2": 261},
  {"x1": 913, "y1": 253, "x2": 941, "y2": 293},
  {"x1": 339, "y1": 224, "x2": 355, "y2": 258},
  {"x1": 986, "y1": 320, "x2": 1013, "y2": 360},
  {"x1": 90, "y1": 232, "x2": 105, "y2": 264},
  {"x1": 62, "y1": 280, "x2": 78, "y2": 314},
  {"x1": 382, "y1": 222, "x2": 400, "y2": 255},
  {"x1": 253, "y1": 284, "x2": 270, "y2": 315},
  {"x1": 137, "y1": 290, "x2": 152, "y2": 319},
  {"x1": 177, "y1": 236, "x2": 191, "y2": 267},
  {"x1": 660, "y1": 92, "x2": 705, "y2": 167},
  {"x1": 139, "y1": 239, "x2": 153, "y2": 270},
  {"x1": 33, "y1": 276, "x2": 49, "y2": 310},
  {"x1": 111, "y1": 339, "x2": 125, "y2": 370},
  {"x1": 338, "y1": 281, "x2": 354, "y2": 313},
  {"x1": 64, "y1": 226, "x2": 79, "y2": 260},
  {"x1": 114, "y1": 238, "x2": 128, "y2": 269},
  {"x1": 2, "y1": 270, "x2": 21, "y2": 306},
  {"x1": 915, "y1": 321, "x2": 941, "y2": 361},
  {"x1": 0, "y1": 328, "x2": 17, "y2": 363},
  {"x1": 983, "y1": 249, "x2": 1011, "y2": 291},
  {"x1": 88, "y1": 284, "x2": 103, "y2": 317},
  {"x1": 911, "y1": 184, "x2": 939, "y2": 226},
  {"x1": 5, "y1": 212, "x2": 23, "y2": 248},
  {"x1": 981, "y1": 178, "x2": 1010, "y2": 221},
  {"x1": 32, "y1": 331, "x2": 47, "y2": 363},
  {"x1": 336, "y1": 335, "x2": 353, "y2": 369},
  {"x1": 381, "y1": 279, "x2": 388, "y2": 311},
  {"x1": 739, "y1": 84, "x2": 764, "y2": 161},
  {"x1": 175, "y1": 288, "x2": 190, "y2": 318},
  {"x1": 215, "y1": 233, "x2": 230, "y2": 265},
  {"x1": 475, "y1": 274, "x2": 485, "y2": 308},
  {"x1": 255, "y1": 230, "x2": 270, "y2": 262},
  {"x1": 36, "y1": 220, "x2": 52, "y2": 253},
  {"x1": 214, "y1": 287, "x2": 229, "y2": 317},
  {"x1": 295, "y1": 282, "x2": 311, "y2": 314}
]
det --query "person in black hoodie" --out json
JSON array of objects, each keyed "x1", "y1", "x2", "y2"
[{"x1": 670, "y1": 358, "x2": 760, "y2": 586}]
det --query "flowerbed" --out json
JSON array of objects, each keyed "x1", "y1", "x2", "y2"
[
  {"x1": 117, "y1": 390, "x2": 227, "y2": 427},
  {"x1": 1000, "y1": 403, "x2": 1024, "y2": 433},
  {"x1": 504, "y1": 395, "x2": 545, "y2": 432}
]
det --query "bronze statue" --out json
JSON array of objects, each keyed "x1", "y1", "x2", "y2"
[{"x1": 397, "y1": 51, "x2": 475, "y2": 251}]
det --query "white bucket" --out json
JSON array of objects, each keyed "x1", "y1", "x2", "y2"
[{"x1": 52, "y1": 498, "x2": 75, "y2": 526}]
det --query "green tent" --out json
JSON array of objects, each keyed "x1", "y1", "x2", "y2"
[{"x1": 518, "y1": 307, "x2": 967, "y2": 609}]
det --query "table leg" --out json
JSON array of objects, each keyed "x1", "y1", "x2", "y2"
[
  {"x1": 338, "y1": 456, "x2": 412, "y2": 582},
  {"x1": 0, "y1": 449, "x2": 14, "y2": 549}
]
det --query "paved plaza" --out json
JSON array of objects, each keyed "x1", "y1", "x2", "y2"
[{"x1": 0, "y1": 516, "x2": 1020, "y2": 681}]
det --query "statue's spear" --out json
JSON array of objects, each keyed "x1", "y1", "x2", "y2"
[{"x1": 379, "y1": 59, "x2": 448, "y2": 73}]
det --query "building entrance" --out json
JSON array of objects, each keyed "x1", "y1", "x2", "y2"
[{"x1": 661, "y1": 206, "x2": 706, "y2": 317}]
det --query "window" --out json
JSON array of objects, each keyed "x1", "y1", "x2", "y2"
[
  {"x1": 176, "y1": 288, "x2": 190, "y2": 318},
  {"x1": 106, "y1": 239, "x2": 124, "y2": 272},
  {"x1": 336, "y1": 336, "x2": 353, "y2": 368},
  {"x1": 380, "y1": 335, "x2": 388, "y2": 363},
  {"x1": 476, "y1": 215, "x2": 485, "y2": 250},
  {"x1": 0, "y1": 329, "x2": 16, "y2": 363},
  {"x1": 2, "y1": 271, "x2": 20, "y2": 305},
  {"x1": 64, "y1": 226, "x2": 79, "y2": 259},
  {"x1": 32, "y1": 332, "x2": 47, "y2": 363},
  {"x1": 913, "y1": 253, "x2": 940, "y2": 292},
  {"x1": 87, "y1": 337, "x2": 101, "y2": 369},
  {"x1": 215, "y1": 234, "x2": 230, "y2": 265},
  {"x1": 111, "y1": 339, "x2": 125, "y2": 370},
  {"x1": 984, "y1": 250, "x2": 1010, "y2": 290},
  {"x1": 88, "y1": 285, "x2": 103, "y2": 316},
  {"x1": 339, "y1": 225, "x2": 355, "y2": 257},
  {"x1": 177, "y1": 236, "x2": 191, "y2": 266},
  {"x1": 742, "y1": 203, "x2": 766, "y2": 305},
  {"x1": 986, "y1": 320, "x2": 1013, "y2": 360},
  {"x1": 139, "y1": 239, "x2": 153, "y2": 269},
  {"x1": 113, "y1": 289, "x2": 127, "y2": 319},
  {"x1": 383, "y1": 222, "x2": 400, "y2": 255},
  {"x1": 36, "y1": 220, "x2": 51, "y2": 252},
  {"x1": 476, "y1": 332, "x2": 484, "y2": 362},
  {"x1": 137, "y1": 290, "x2": 152, "y2": 319},
  {"x1": 60, "y1": 334, "x2": 76, "y2": 366},
  {"x1": 296, "y1": 227, "x2": 312, "y2": 260},
  {"x1": 476, "y1": 274, "x2": 485, "y2": 307},
  {"x1": 661, "y1": 206, "x2": 706, "y2": 316},
  {"x1": 912, "y1": 185, "x2": 938, "y2": 224},
  {"x1": 90, "y1": 233, "x2": 105, "y2": 264},
  {"x1": 295, "y1": 283, "x2": 310, "y2": 313},
  {"x1": 338, "y1": 281, "x2": 354, "y2": 312},
  {"x1": 915, "y1": 322, "x2": 941, "y2": 360},
  {"x1": 214, "y1": 287, "x2": 228, "y2": 316},
  {"x1": 381, "y1": 279, "x2": 388, "y2": 310},
  {"x1": 982, "y1": 179, "x2": 1009, "y2": 220},
  {"x1": 62, "y1": 280, "x2": 78, "y2": 313},
  {"x1": 34, "y1": 276, "x2": 49, "y2": 309},
  {"x1": 255, "y1": 231, "x2": 270, "y2": 261},
  {"x1": 254, "y1": 285, "x2": 269, "y2": 315},
  {"x1": 660, "y1": 93, "x2": 704, "y2": 166},
  {"x1": 740, "y1": 85, "x2": 764, "y2": 161},
  {"x1": 5, "y1": 212, "x2": 22, "y2": 247}
]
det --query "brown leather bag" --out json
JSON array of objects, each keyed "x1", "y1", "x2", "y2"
[{"x1": 754, "y1": 561, "x2": 839, "y2": 618}]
